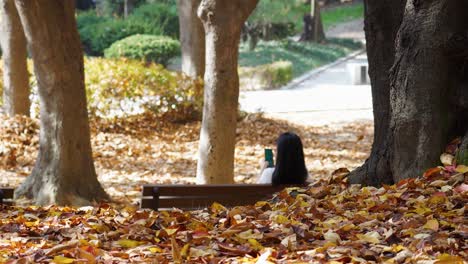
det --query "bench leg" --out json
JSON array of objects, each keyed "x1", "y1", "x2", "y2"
[{"x1": 152, "y1": 187, "x2": 160, "y2": 211}]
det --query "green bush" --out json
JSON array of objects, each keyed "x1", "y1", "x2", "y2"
[
  {"x1": 80, "y1": 18, "x2": 149, "y2": 56},
  {"x1": 128, "y1": 2, "x2": 179, "y2": 38},
  {"x1": 104, "y1": 34, "x2": 180, "y2": 66},
  {"x1": 76, "y1": 2, "x2": 179, "y2": 56},
  {"x1": 77, "y1": 11, "x2": 111, "y2": 54}
]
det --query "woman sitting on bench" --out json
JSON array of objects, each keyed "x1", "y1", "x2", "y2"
[{"x1": 257, "y1": 132, "x2": 309, "y2": 185}]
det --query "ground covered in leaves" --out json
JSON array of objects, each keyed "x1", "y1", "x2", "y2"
[
  {"x1": 0, "y1": 113, "x2": 372, "y2": 205},
  {"x1": 0, "y1": 114, "x2": 467, "y2": 263},
  {"x1": 0, "y1": 167, "x2": 466, "y2": 263}
]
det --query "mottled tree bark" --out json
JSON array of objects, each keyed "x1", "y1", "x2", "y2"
[
  {"x1": 348, "y1": 0, "x2": 406, "y2": 185},
  {"x1": 0, "y1": 0, "x2": 30, "y2": 116},
  {"x1": 14, "y1": 0, "x2": 109, "y2": 205},
  {"x1": 387, "y1": 0, "x2": 468, "y2": 182},
  {"x1": 196, "y1": 0, "x2": 259, "y2": 184},
  {"x1": 177, "y1": 0, "x2": 205, "y2": 78}
]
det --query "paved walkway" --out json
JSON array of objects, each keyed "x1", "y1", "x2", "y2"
[{"x1": 239, "y1": 18, "x2": 372, "y2": 127}]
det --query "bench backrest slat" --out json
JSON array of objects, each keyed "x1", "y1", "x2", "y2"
[
  {"x1": 142, "y1": 184, "x2": 287, "y2": 196},
  {"x1": 0, "y1": 188, "x2": 15, "y2": 205},
  {"x1": 141, "y1": 184, "x2": 301, "y2": 211}
]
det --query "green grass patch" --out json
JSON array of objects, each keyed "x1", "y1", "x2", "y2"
[
  {"x1": 239, "y1": 38, "x2": 362, "y2": 78},
  {"x1": 321, "y1": 4, "x2": 364, "y2": 29}
]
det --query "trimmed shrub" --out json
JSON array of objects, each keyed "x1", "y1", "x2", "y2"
[
  {"x1": 104, "y1": 34, "x2": 180, "y2": 66},
  {"x1": 80, "y1": 18, "x2": 149, "y2": 56},
  {"x1": 239, "y1": 61, "x2": 293, "y2": 91},
  {"x1": 76, "y1": 2, "x2": 179, "y2": 56},
  {"x1": 77, "y1": 11, "x2": 111, "y2": 54}
]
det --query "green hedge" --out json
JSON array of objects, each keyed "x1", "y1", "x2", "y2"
[
  {"x1": 76, "y1": 2, "x2": 179, "y2": 56},
  {"x1": 104, "y1": 35, "x2": 180, "y2": 66},
  {"x1": 128, "y1": 2, "x2": 179, "y2": 38}
]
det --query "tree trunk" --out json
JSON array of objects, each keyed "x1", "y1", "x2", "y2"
[
  {"x1": 123, "y1": 0, "x2": 134, "y2": 19},
  {"x1": 0, "y1": 0, "x2": 30, "y2": 116},
  {"x1": 13, "y1": 0, "x2": 109, "y2": 205},
  {"x1": 196, "y1": 0, "x2": 259, "y2": 184},
  {"x1": 177, "y1": 0, "x2": 205, "y2": 79},
  {"x1": 348, "y1": 0, "x2": 406, "y2": 185},
  {"x1": 299, "y1": 0, "x2": 325, "y2": 42},
  {"x1": 387, "y1": 0, "x2": 468, "y2": 182}
]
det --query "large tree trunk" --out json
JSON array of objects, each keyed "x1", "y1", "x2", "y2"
[
  {"x1": 196, "y1": 0, "x2": 259, "y2": 184},
  {"x1": 387, "y1": 0, "x2": 468, "y2": 182},
  {"x1": 177, "y1": 0, "x2": 205, "y2": 79},
  {"x1": 348, "y1": 0, "x2": 406, "y2": 186},
  {"x1": 14, "y1": 1, "x2": 109, "y2": 205},
  {"x1": 0, "y1": 0, "x2": 30, "y2": 116}
]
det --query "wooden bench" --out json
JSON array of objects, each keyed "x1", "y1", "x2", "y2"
[
  {"x1": 0, "y1": 188, "x2": 15, "y2": 205},
  {"x1": 141, "y1": 184, "x2": 299, "y2": 211}
]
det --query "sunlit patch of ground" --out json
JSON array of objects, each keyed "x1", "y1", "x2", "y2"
[{"x1": 0, "y1": 113, "x2": 372, "y2": 205}]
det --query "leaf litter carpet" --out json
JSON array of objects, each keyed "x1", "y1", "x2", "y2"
[{"x1": 0, "y1": 114, "x2": 466, "y2": 263}]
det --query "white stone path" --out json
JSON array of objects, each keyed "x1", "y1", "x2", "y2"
[{"x1": 239, "y1": 19, "x2": 373, "y2": 126}]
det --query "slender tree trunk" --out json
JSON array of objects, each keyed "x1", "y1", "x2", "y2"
[
  {"x1": 177, "y1": 0, "x2": 205, "y2": 79},
  {"x1": 0, "y1": 0, "x2": 30, "y2": 116},
  {"x1": 348, "y1": 0, "x2": 406, "y2": 185},
  {"x1": 299, "y1": 0, "x2": 325, "y2": 42},
  {"x1": 387, "y1": 0, "x2": 468, "y2": 182},
  {"x1": 123, "y1": 0, "x2": 134, "y2": 19},
  {"x1": 196, "y1": 0, "x2": 259, "y2": 184},
  {"x1": 13, "y1": 0, "x2": 109, "y2": 205}
]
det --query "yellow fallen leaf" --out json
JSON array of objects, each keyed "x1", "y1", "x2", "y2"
[
  {"x1": 423, "y1": 219, "x2": 439, "y2": 231},
  {"x1": 117, "y1": 239, "x2": 142, "y2": 248},
  {"x1": 428, "y1": 193, "x2": 446, "y2": 205},
  {"x1": 180, "y1": 243, "x2": 190, "y2": 257},
  {"x1": 210, "y1": 202, "x2": 227, "y2": 213},
  {"x1": 238, "y1": 229, "x2": 262, "y2": 240},
  {"x1": 171, "y1": 236, "x2": 181, "y2": 264},
  {"x1": 149, "y1": 247, "x2": 162, "y2": 253},
  {"x1": 435, "y1": 253, "x2": 464, "y2": 264},
  {"x1": 340, "y1": 223, "x2": 356, "y2": 232},
  {"x1": 53, "y1": 256, "x2": 75, "y2": 264},
  {"x1": 165, "y1": 228, "x2": 179, "y2": 236},
  {"x1": 248, "y1": 238, "x2": 263, "y2": 251},
  {"x1": 356, "y1": 231, "x2": 381, "y2": 244},
  {"x1": 455, "y1": 165, "x2": 468, "y2": 173},
  {"x1": 274, "y1": 215, "x2": 290, "y2": 224},
  {"x1": 413, "y1": 205, "x2": 432, "y2": 215}
]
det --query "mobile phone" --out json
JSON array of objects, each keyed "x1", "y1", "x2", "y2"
[{"x1": 265, "y1": 148, "x2": 274, "y2": 168}]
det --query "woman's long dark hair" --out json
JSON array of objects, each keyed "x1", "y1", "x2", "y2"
[{"x1": 272, "y1": 132, "x2": 308, "y2": 185}]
